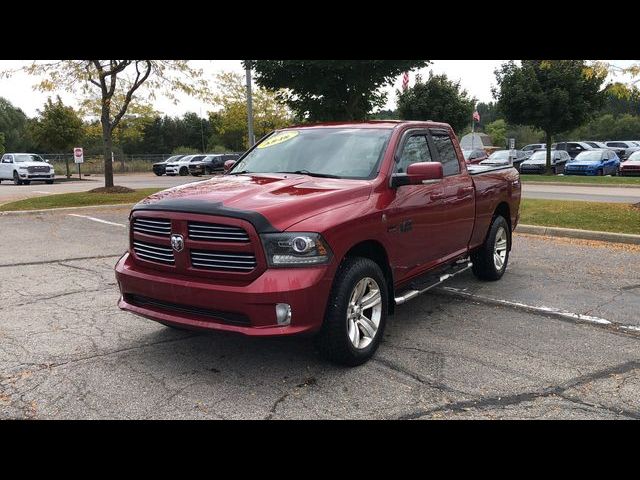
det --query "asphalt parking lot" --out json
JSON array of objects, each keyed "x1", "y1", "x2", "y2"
[{"x1": 1, "y1": 206, "x2": 639, "y2": 419}]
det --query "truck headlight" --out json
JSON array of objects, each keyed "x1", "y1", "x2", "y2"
[
  {"x1": 260, "y1": 232, "x2": 332, "y2": 267},
  {"x1": 18, "y1": 166, "x2": 28, "y2": 170}
]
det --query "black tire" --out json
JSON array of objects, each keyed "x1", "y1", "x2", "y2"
[
  {"x1": 154, "y1": 171, "x2": 162, "y2": 176},
  {"x1": 598, "y1": 169, "x2": 604, "y2": 176},
  {"x1": 612, "y1": 167, "x2": 618, "y2": 177},
  {"x1": 45, "y1": 180, "x2": 54, "y2": 184},
  {"x1": 13, "y1": 172, "x2": 22, "y2": 185},
  {"x1": 23, "y1": 181, "x2": 31, "y2": 185},
  {"x1": 179, "y1": 167, "x2": 188, "y2": 176},
  {"x1": 315, "y1": 257, "x2": 388, "y2": 367},
  {"x1": 471, "y1": 215, "x2": 511, "y2": 281}
]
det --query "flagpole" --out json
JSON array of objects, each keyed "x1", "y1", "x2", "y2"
[{"x1": 471, "y1": 105, "x2": 475, "y2": 150}]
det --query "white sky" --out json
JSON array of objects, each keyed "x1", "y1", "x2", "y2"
[{"x1": 0, "y1": 60, "x2": 636, "y2": 118}]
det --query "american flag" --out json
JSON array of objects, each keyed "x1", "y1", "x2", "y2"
[
  {"x1": 473, "y1": 110, "x2": 480, "y2": 122},
  {"x1": 402, "y1": 72, "x2": 409, "y2": 91}
]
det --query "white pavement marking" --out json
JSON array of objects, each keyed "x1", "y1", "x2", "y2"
[
  {"x1": 439, "y1": 286, "x2": 640, "y2": 333},
  {"x1": 67, "y1": 214, "x2": 127, "y2": 228},
  {"x1": 33, "y1": 191, "x2": 52, "y2": 194}
]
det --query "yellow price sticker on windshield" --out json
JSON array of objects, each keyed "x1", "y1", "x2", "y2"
[{"x1": 257, "y1": 130, "x2": 299, "y2": 148}]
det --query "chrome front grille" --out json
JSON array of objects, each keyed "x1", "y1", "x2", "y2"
[
  {"x1": 133, "y1": 217, "x2": 171, "y2": 237},
  {"x1": 188, "y1": 221, "x2": 249, "y2": 242},
  {"x1": 191, "y1": 249, "x2": 256, "y2": 271},
  {"x1": 133, "y1": 240, "x2": 175, "y2": 264}
]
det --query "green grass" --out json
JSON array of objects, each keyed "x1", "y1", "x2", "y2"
[
  {"x1": 520, "y1": 199, "x2": 640, "y2": 235},
  {"x1": 520, "y1": 174, "x2": 640, "y2": 185},
  {"x1": 0, "y1": 188, "x2": 162, "y2": 211}
]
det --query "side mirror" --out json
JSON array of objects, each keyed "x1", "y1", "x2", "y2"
[
  {"x1": 223, "y1": 159, "x2": 236, "y2": 173},
  {"x1": 391, "y1": 162, "x2": 443, "y2": 188}
]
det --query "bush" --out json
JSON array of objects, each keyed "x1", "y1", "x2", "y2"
[{"x1": 172, "y1": 146, "x2": 201, "y2": 155}]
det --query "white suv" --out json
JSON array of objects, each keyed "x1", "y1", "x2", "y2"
[
  {"x1": 0, "y1": 153, "x2": 55, "y2": 185},
  {"x1": 164, "y1": 154, "x2": 206, "y2": 176}
]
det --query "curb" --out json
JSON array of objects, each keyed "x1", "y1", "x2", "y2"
[
  {"x1": 523, "y1": 181, "x2": 640, "y2": 189},
  {"x1": 516, "y1": 224, "x2": 640, "y2": 245},
  {"x1": 0, "y1": 203, "x2": 136, "y2": 216}
]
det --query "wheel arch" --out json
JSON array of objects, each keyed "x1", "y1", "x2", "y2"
[{"x1": 342, "y1": 239, "x2": 395, "y2": 315}]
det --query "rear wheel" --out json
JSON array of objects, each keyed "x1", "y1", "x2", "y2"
[
  {"x1": 471, "y1": 215, "x2": 511, "y2": 281},
  {"x1": 315, "y1": 257, "x2": 387, "y2": 366},
  {"x1": 13, "y1": 172, "x2": 22, "y2": 185}
]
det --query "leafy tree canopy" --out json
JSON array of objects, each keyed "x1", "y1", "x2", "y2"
[
  {"x1": 397, "y1": 71, "x2": 476, "y2": 134},
  {"x1": 31, "y1": 96, "x2": 84, "y2": 152},
  {"x1": 246, "y1": 60, "x2": 430, "y2": 121}
]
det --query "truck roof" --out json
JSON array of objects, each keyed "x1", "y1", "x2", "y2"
[{"x1": 283, "y1": 120, "x2": 452, "y2": 130}]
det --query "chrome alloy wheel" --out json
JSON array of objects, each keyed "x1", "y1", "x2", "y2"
[
  {"x1": 346, "y1": 277, "x2": 382, "y2": 349},
  {"x1": 494, "y1": 226, "x2": 508, "y2": 270}
]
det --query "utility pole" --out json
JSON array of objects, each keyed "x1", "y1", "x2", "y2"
[{"x1": 245, "y1": 61, "x2": 255, "y2": 148}]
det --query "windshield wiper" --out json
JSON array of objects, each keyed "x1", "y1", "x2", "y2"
[
  {"x1": 275, "y1": 170, "x2": 342, "y2": 179},
  {"x1": 227, "y1": 170, "x2": 253, "y2": 175}
]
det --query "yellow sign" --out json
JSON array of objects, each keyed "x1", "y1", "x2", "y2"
[{"x1": 257, "y1": 130, "x2": 299, "y2": 149}]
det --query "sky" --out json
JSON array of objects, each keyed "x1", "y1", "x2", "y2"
[{"x1": 0, "y1": 60, "x2": 636, "y2": 118}]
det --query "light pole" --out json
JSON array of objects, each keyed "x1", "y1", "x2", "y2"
[{"x1": 245, "y1": 61, "x2": 255, "y2": 148}]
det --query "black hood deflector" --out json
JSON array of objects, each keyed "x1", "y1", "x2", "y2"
[{"x1": 131, "y1": 198, "x2": 280, "y2": 233}]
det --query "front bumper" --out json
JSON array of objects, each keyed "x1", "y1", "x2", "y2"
[
  {"x1": 564, "y1": 168, "x2": 598, "y2": 176},
  {"x1": 19, "y1": 171, "x2": 55, "y2": 180},
  {"x1": 115, "y1": 252, "x2": 335, "y2": 336}
]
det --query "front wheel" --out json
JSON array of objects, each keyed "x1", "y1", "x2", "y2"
[
  {"x1": 612, "y1": 167, "x2": 619, "y2": 177},
  {"x1": 471, "y1": 215, "x2": 511, "y2": 281},
  {"x1": 315, "y1": 257, "x2": 388, "y2": 366},
  {"x1": 45, "y1": 180, "x2": 54, "y2": 184},
  {"x1": 154, "y1": 171, "x2": 162, "y2": 176},
  {"x1": 598, "y1": 169, "x2": 604, "y2": 176},
  {"x1": 179, "y1": 167, "x2": 188, "y2": 176},
  {"x1": 13, "y1": 172, "x2": 22, "y2": 185}
]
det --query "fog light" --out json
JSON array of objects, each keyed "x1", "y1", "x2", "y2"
[{"x1": 275, "y1": 303, "x2": 291, "y2": 325}]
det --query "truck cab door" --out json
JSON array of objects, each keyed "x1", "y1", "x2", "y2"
[
  {"x1": 385, "y1": 131, "x2": 446, "y2": 281},
  {"x1": 0, "y1": 155, "x2": 13, "y2": 179},
  {"x1": 429, "y1": 128, "x2": 476, "y2": 262}
]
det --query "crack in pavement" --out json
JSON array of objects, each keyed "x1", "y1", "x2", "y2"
[
  {"x1": 394, "y1": 359, "x2": 640, "y2": 420},
  {"x1": 0, "y1": 254, "x2": 122, "y2": 269},
  {"x1": 4, "y1": 287, "x2": 116, "y2": 309}
]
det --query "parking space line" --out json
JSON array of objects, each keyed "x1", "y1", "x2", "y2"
[
  {"x1": 438, "y1": 286, "x2": 640, "y2": 335},
  {"x1": 33, "y1": 191, "x2": 52, "y2": 194},
  {"x1": 67, "y1": 214, "x2": 127, "y2": 228}
]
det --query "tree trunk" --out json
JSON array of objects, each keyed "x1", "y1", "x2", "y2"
[
  {"x1": 545, "y1": 131, "x2": 552, "y2": 175},
  {"x1": 102, "y1": 121, "x2": 114, "y2": 188}
]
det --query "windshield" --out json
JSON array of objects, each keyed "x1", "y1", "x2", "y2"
[
  {"x1": 487, "y1": 151, "x2": 509, "y2": 161},
  {"x1": 229, "y1": 128, "x2": 393, "y2": 179},
  {"x1": 462, "y1": 150, "x2": 472, "y2": 159},
  {"x1": 575, "y1": 151, "x2": 602, "y2": 162},
  {"x1": 14, "y1": 154, "x2": 45, "y2": 163},
  {"x1": 529, "y1": 151, "x2": 549, "y2": 161}
]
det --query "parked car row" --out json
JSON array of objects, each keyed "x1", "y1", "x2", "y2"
[{"x1": 152, "y1": 153, "x2": 242, "y2": 177}]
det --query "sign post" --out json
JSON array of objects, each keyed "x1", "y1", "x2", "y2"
[
  {"x1": 74, "y1": 147, "x2": 84, "y2": 180},
  {"x1": 508, "y1": 138, "x2": 516, "y2": 164}
]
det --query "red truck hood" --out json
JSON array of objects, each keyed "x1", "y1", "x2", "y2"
[{"x1": 136, "y1": 173, "x2": 373, "y2": 231}]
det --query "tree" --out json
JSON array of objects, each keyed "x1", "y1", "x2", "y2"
[
  {"x1": 0, "y1": 97, "x2": 33, "y2": 151},
  {"x1": 0, "y1": 132, "x2": 5, "y2": 155},
  {"x1": 475, "y1": 102, "x2": 502, "y2": 130},
  {"x1": 4, "y1": 61, "x2": 210, "y2": 188},
  {"x1": 210, "y1": 71, "x2": 292, "y2": 150},
  {"x1": 494, "y1": 60, "x2": 606, "y2": 173},
  {"x1": 397, "y1": 71, "x2": 476, "y2": 133},
  {"x1": 485, "y1": 119, "x2": 507, "y2": 148},
  {"x1": 31, "y1": 96, "x2": 84, "y2": 152},
  {"x1": 247, "y1": 60, "x2": 430, "y2": 121}
]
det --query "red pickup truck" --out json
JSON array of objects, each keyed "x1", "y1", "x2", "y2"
[{"x1": 115, "y1": 121, "x2": 521, "y2": 366}]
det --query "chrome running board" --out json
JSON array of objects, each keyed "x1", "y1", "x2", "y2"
[{"x1": 394, "y1": 259, "x2": 473, "y2": 305}]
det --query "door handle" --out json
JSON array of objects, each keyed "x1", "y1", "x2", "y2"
[
  {"x1": 431, "y1": 192, "x2": 446, "y2": 201},
  {"x1": 457, "y1": 186, "x2": 474, "y2": 196}
]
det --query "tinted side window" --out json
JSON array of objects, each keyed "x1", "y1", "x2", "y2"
[
  {"x1": 395, "y1": 135, "x2": 431, "y2": 173},
  {"x1": 431, "y1": 132, "x2": 461, "y2": 176}
]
